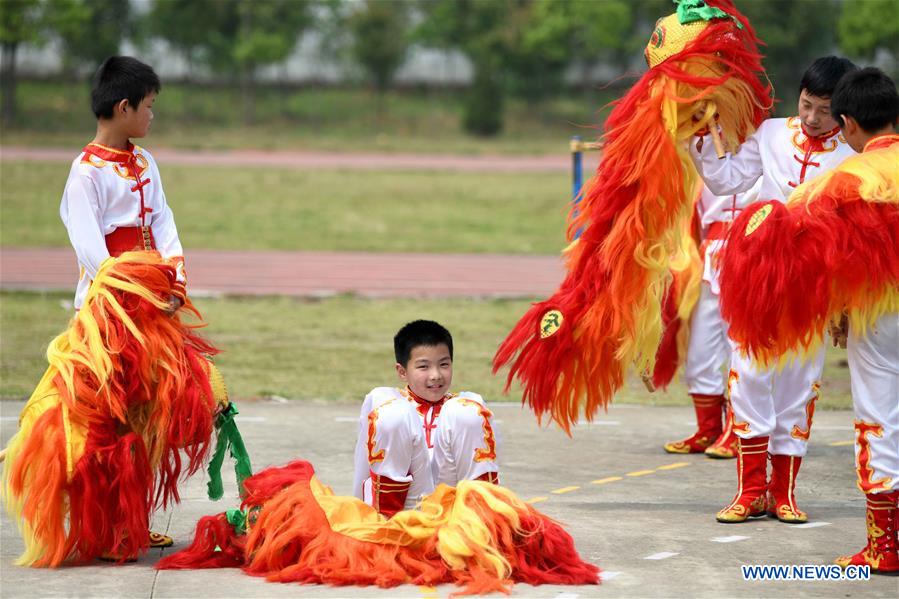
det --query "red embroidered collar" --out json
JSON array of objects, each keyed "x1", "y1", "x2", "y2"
[
  {"x1": 83, "y1": 142, "x2": 137, "y2": 163},
  {"x1": 405, "y1": 386, "x2": 450, "y2": 409},
  {"x1": 798, "y1": 124, "x2": 841, "y2": 151},
  {"x1": 863, "y1": 133, "x2": 899, "y2": 152}
]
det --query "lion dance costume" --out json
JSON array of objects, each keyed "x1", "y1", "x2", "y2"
[
  {"x1": 157, "y1": 460, "x2": 599, "y2": 594},
  {"x1": 719, "y1": 134, "x2": 899, "y2": 573},
  {"x1": 1, "y1": 252, "x2": 250, "y2": 566},
  {"x1": 493, "y1": 0, "x2": 772, "y2": 432}
]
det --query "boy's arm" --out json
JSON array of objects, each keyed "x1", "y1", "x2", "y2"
[
  {"x1": 690, "y1": 126, "x2": 764, "y2": 196},
  {"x1": 62, "y1": 174, "x2": 110, "y2": 280},
  {"x1": 352, "y1": 393, "x2": 375, "y2": 500},
  {"x1": 148, "y1": 162, "x2": 187, "y2": 296}
]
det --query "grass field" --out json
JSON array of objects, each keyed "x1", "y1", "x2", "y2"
[
  {"x1": 1, "y1": 291, "x2": 853, "y2": 410},
  {"x1": 0, "y1": 160, "x2": 570, "y2": 253},
  {"x1": 3, "y1": 80, "x2": 614, "y2": 156}
]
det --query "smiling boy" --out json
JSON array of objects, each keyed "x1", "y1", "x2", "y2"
[
  {"x1": 689, "y1": 56, "x2": 859, "y2": 524},
  {"x1": 353, "y1": 320, "x2": 500, "y2": 517}
]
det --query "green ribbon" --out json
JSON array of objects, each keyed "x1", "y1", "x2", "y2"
[
  {"x1": 675, "y1": 0, "x2": 742, "y2": 28},
  {"x1": 207, "y1": 402, "x2": 253, "y2": 500},
  {"x1": 225, "y1": 508, "x2": 248, "y2": 536}
]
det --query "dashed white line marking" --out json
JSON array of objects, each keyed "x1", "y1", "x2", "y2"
[
  {"x1": 712, "y1": 535, "x2": 749, "y2": 543},
  {"x1": 554, "y1": 593, "x2": 580, "y2": 599},
  {"x1": 334, "y1": 416, "x2": 358, "y2": 422},
  {"x1": 577, "y1": 419, "x2": 620, "y2": 426},
  {"x1": 791, "y1": 521, "x2": 831, "y2": 529},
  {"x1": 600, "y1": 571, "x2": 622, "y2": 581},
  {"x1": 1, "y1": 416, "x2": 19, "y2": 422},
  {"x1": 235, "y1": 416, "x2": 267, "y2": 423},
  {"x1": 811, "y1": 425, "x2": 852, "y2": 431},
  {"x1": 644, "y1": 552, "x2": 679, "y2": 560}
]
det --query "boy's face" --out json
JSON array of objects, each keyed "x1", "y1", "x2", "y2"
[
  {"x1": 122, "y1": 92, "x2": 156, "y2": 138},
  {"x1": 396, "y1": 343, "x2": 453, "y2": 403},
  {"x1": 798, "y1": 90, "x2": 838, "y2": 137}
]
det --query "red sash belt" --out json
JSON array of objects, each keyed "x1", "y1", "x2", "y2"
[{"x1": 105, "y1": 226, "x2": 156, "y2": 257}]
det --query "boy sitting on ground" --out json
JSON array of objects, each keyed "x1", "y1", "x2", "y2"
[{"x1": 353, "y1": 320, "x2": 500, "y2": 516}]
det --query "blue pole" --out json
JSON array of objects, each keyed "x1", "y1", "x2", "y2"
[
  {"x1": 571, "y1": 135, "x2": 583, "y2": 204},
  {"x1": 571, "y1": 135, "x2": 584, "y2": 239}
]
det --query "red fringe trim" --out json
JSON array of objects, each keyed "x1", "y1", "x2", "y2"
[{"x1": 159, "y1": 461, "x2": 600, "y2": 595}]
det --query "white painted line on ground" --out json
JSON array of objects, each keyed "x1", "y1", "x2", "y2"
[
  {"x1": 490, "y1": 402, "x2": 524, "y2": 408},
  {"x1": 527, "y1": 496, "x2": 548, "y2": 504},
  {"x1": 554, "y1": 593, "x2": 580, "y2": 598},
  {"x1": 235, "y1": 416, "x2": 267, "y2": 423},
  {"x1": 577, "y1": 420, "x2": 620, "y2": 426},
  {"x1": 811, "y1": 425, "x2": 852, "y2": 431},
  {"x1": 644, "y1": 552, "x2": 679, "y2": 560},
  {"x1": 1, "y1": 416, "x2": 19, "y2": 422},
  {"x1": 334, "y1": 416, "x2": 358, "y2": 423},
  {"x1": 712, "y1": 535, "x2": 749, "y2": 543},
  {"x1": 267, "y1": 396, "x2": 289, "y2": 403},
  {"x1": 791, "y1": 521, "x2": 831, "y2": 529},
  {"x1": 600, "y1": 571, "x2": 622, "y2": 581}
]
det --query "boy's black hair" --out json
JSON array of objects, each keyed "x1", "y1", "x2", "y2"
[
  {"x1": 831, "y1": 67, "x2": 899, "y2": 133},
  {"x1": 394, "y1": 320, "x2": 453, "y2": 366},
  {"x1": 90, "y1": 56, "x2": 161, "y2": 119},
  {"x1": 799, "y1": 56, "x2": 858, "y2": 98}
]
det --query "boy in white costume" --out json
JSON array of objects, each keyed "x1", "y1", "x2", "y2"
[
  {"x1": 826, "y1": 68, "x2": 899, "y2": 575},
  {"x1": 691, "y1": 56, "x2": 858, "y2": 523},
  {"x1": 61, "y1": 56, "x2": 185, "y2": 310},
  {"x1": 353, "y1": 320, "x2": 500, "y2": 516},
  {"x1": 52, "y1": 56, "x2": 203, "y2": 554},
  {"x1": 665, "y1": 182, "x2": 759, "y2": 459}
]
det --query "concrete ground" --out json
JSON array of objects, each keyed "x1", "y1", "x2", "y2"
[{"x1": 2, "y1": 400, "x2": 895, "y2": 598}]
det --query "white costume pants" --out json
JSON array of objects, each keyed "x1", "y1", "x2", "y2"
[
  {"x1": 848, "y1": 312, "x2": 899, "y2": 494},
  {"x1": 729, "y1": 346, "x2": 825, "y2": 456},
  {"x1": 684, "y1": 283, "x2": 731, "y2": 396}
]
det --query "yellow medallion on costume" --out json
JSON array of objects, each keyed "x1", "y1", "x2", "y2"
[
  {"x1": 744, "y1": 203, "x2": 773, "y2": 236},
  {"x1": 539, "y1": 310, "x2": 563, "y2": 338}
]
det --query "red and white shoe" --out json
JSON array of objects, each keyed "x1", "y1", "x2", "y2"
[
  {"x1": 766, "y1": 454, "x2": 807, "y2": 523},
  {"x1": 716, "y1": 436, "x2": 769, "y2": 523},
  {"x1": 835, "y1": 491, "x2": 899, "y2": 576},
  {"x1": 664, "y1": 394, "x2": 724, "y2": 454}
]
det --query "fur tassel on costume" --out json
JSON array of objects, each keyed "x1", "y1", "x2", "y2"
[
  {"x1": 159, "y1": 461, "x2": 599, "y2": 595},
  {"x1": 2, "y1": 252, "x2": 219, "y2": 566},
  {"x1": 652, "y1": 204, "x2": 704, "y2": 389},
  {"x1": 719, "y1": 137, "x2": 899, "y2": 363},
  {"x1": 493, "y1": 0, "x2": 771, "y2": 431}
]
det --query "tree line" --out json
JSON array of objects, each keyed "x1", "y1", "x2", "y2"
[{"x1": 2, "y1": 0, "x2": 896, "y2": 134}]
